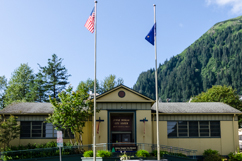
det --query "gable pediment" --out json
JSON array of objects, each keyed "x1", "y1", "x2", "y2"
[{"x1": 96, "y1": 85, "x2": 154, "y2": 103}]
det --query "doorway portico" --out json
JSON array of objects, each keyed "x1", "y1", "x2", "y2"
[{"x1": 94, "y1": 85, "x2": 155, "y2": 148}]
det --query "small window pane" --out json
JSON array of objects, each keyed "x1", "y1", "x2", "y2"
[
  {"x1": 20, "y1": 122, "x2": 31, "y2": 138},
  {"x1": 189, "y1": 121, "x2": 198, "y2": 137},
  {"x1": 32, "y1": 121, "x2": 42, "y2": 125},
  {"x1": 21, "y1": 134, "x2": 30, "y2": 137},
  {"x1": 167, "y1": 121, "x2": 177, "y2": 137},
  {"x1": 200, "y1": 121, "x2": 209, "y2": 137},
  {"x1": 210, "y1": 121, "x2": 220, "y2": 137},
  {"x1": 178, "y1": 121, "x2": 187, "y2": 137},
  {"x1": 32, "y1": 134, "x2": 41, "y2": 137}
]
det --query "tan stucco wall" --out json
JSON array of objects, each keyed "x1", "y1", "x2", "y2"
[
  {"x1": 136, "y1": 110, "x2": 152, "y2": 144},
  {"x1": 94, "y1": 110, "x2": 108, "y2": 144},
  {"x1": 82, "y1": 120, "x2": 93, "y2": 145},
  {"x1": 97, "y1": 87, "x2": 151, "y2": 102},
  {"x1": 152, "y1": 120, "x2": 239, "y2": 156},
  {"x1": 136, "y1": 110, "x2": 152, "y2": 152}
]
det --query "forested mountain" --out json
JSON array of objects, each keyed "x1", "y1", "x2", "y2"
[{"x1": 133, "y1": 15, "x2": 242, "y2": 102}]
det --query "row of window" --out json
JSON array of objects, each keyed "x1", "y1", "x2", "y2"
[
  {"x1": 20, "y1": 121, "x2": 221, "y2": 138},
  {"x1": 20, "y1": 121, "x2": 74, "y2": 138},
  {"x1": 167, "y1": 121, "x2": 220, "y2": 138}
]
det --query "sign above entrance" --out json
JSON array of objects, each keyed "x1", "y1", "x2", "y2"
[{"x1": 111, "y1": 116, "x2": 132, "y2": 131}]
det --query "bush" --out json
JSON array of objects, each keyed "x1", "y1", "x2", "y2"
[
  {"x1": 83, "y1": 150, "x2": 93, "y2": 157},
  {"x1": 203, "y1": 149, "x2": 224, "y2": 161},
  {"x1": 228, "y1": 152, "x2": 242, "y2": 161},
  {"x1": 136, "y1": 150, "x2": 150, "y2": 157},
  {"x1": 160, "y1": 151, "x2": 169, "y2": 157},
  {"x1": 152, "y1": 150, "x2": 186, "y2": 158},
  {"x1": 97, "y1": 150, "x2": 112, "y2": 157}
]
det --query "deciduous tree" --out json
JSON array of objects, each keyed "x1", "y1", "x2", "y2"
[
  {"x1": 0, "y1": 115, "x2": 20, "y2": 150},
  {"x1": 46, "y1": 85, "x2": 94, "y2": 146},
  {"x1": 100, "y1": 74, "x2": 124, "y2": 93},
  {"x1": 77, "y1": 78, "x2": 101, "y2": 94},
  {"x1": 191, "y1": 85, "x2": 242, "y2": 125}
]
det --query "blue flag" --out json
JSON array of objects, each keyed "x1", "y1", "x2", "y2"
[{"x1": 145, "y1": 23, "x2": 156, "y2": 45}]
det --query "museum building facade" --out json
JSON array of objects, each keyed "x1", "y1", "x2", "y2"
[{"x1": 0, "y1": 84, "x2": 241, "y2": 156}]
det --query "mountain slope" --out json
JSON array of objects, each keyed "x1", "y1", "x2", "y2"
[{"x1": 133, "y1": 16, "x2": 242, "y2": 101}]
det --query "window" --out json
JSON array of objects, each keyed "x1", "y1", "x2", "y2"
[
  {"x1": 239, "y1": 135, "x2": 242, "y2": 140},
  {"x1": 20, "y1": 121, "x2": 74, "y2": 138},
  {"x1": 189, "y1": 121, "x2": 198, "y2": 137},
  {"x1": 178, "y1": 121, "x2": 188, "y2": 137},
  {"x1": 167, "y1": 121, "x2": 220, "y2": 138},
  {"x1": 167, "y1": 121, "x2": 177, "y2": 137}
]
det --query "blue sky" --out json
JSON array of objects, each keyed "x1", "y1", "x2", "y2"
[{"x1": 0, "y1": 0, "x2": 242, "y2": 90}]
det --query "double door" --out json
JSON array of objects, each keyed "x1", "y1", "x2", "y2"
[{"x1": 112, "y1": 133, "x2": 131, "y2": 143}]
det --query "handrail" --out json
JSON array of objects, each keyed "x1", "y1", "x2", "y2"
[{"x1": 0, "y1": 143, "x2": 197, "y2": 159}]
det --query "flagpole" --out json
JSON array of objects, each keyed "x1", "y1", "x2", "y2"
[
  {"x1": 93, "y1": 1, "x2": 97, "y2": 161},
  {"x1": 154, "y1": 4, "x2": 160, "y2": 161}
]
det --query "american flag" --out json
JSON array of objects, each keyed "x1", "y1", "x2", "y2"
[{"x1": 85, "y1": 8, "x2": 95, "y2": 33}]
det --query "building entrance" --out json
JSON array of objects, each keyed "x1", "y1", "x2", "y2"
[{"x1": 109, "y1": 112, "x2": 136, "y2": 151}]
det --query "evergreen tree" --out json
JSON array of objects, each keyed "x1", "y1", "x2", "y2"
[
  {"x1": 133, "y1": 15, "x2": 242, "y2": 102},
  {"x1": 34, "y1": 72, "x2": 48, "y2": 102},
  {"x1": 38, "y1": 54, "x2": 71, "y2": 101},
  {"x1": 0, "y1": 76, "x2": 7, "y2": 109},
  {"x1": 5, "y1": 64, "x2": 36, "y2": 105}
]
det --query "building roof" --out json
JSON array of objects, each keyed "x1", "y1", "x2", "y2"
[
  {"x1": 151, "y1": 102, "x2": 242, "y2": 114},
  {"x1": 1, "y1": 102, "x2": 241, "y2": 115},
  {"x1": 0, "y1": 102, "x2": 53, "y2": 115}
]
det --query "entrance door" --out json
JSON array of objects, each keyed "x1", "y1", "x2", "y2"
[
  {"x1": 109, "y1": 112, "x2": 137, "y2": 152},
  {"x1": 110, "y1": 113, "x2": 134, "y2": 143},
  {"x1": 112, "y1": 133, "x2": 131, "y2": 143}
]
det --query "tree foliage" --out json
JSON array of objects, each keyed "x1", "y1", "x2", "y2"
[
  {"x1": 191, "y1": 85, "x2": 242, "y2": 125},
  {"x1": 77, "y1": 78, "x2": 101, "y2": 94},
  {"x1": 100, "y1": 74, "x2": 124, "y2": 93},
  {"x1": 38, "y1": 54, "x2": 71, "y2": 101},
  {"x1": 133, "y1": 16, "x2": 242, "y2": 102},
  {"x1": 0, "y1": 115, "x2": 20, "y2": 150},
  {"x1": 191, "y1": 85, "x2": 242, "y2": 110},
  {"x1": 5, "y1": 64, "x2": 36, "y2": 106},
  {"x1": 0, "y1": 76, "x2": 7, "y2": 109},
  {"x1": 46, "y1": 85, "x2": 94, "y2": 145},
  {"x1": 77, "y1": 75, "x2": 124, "y2": 95},
  {"x1": 33, "y1": 71, "x2": 48, "y2": 102}
]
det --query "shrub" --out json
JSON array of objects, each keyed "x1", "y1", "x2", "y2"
[
  {"x1": 160, "y1": 151, "x2": 169, "y2": 157},
  {"x1": 136, "y1": 150, "x2": 150, "y2": 157},
  {"x1": 83, "y1": 150, "x2": 93, "y2": 157},
  {"x1": 228, "y1": 152, "x2": 242, "y2": 161},
  {"x1": 152, "y1": 150, "x2": 186, "y2": 158},
  {"x1": 97, "y1": 150, "x2": 112, "y2": 157},
  {"x1": 203, "y1": 149, "x2": 224, "y2": 161}
]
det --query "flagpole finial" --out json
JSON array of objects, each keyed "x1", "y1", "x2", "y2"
[
  {"x1": 95, "y1": 1, "x2": 97, "y2": 3},
  {"x1": 153, "y1": 4, "x2": 156, "y2": 6}
]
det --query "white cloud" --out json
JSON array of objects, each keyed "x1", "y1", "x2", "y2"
[{"x1": 206, "y1": 0, "x2": 242, "y2": 14}]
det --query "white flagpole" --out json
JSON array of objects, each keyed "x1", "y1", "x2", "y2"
[
  {"x1": 154, "y1": 4, "x2": 160, "y2": 161},
  {"x1": 93, "y1": 1, "x2": 97, "y2": 161}
]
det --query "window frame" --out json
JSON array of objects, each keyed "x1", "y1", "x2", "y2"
[
  {"x1": 167, "y1": 120, "x2": 221, "y2": 138},
  {"x1": 20, "y1": 121, "x2": 74, "y2": 139}
]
